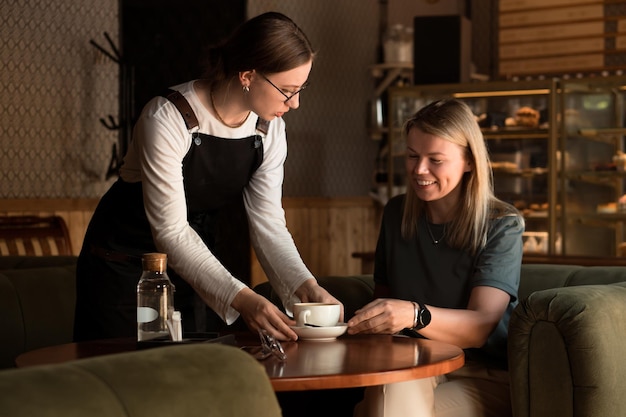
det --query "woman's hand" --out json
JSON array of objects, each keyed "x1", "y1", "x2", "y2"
[
  {"x1": 347, "y1": 298, "x2": 414, "y2": 335},
  {"x1": 231, "y1": 288, "x2": 299, "y2": 341},
  {"x1": 294, "y1": 278, "x2": 345, "y2": 322},
  {"x1": 348, "y1": 287, "x2": 510, "y2": 348}
]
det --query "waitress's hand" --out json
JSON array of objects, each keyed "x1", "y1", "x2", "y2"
[
  {"x1": 232, "y1": 288, "x2": 299, "y2": 341},
  {"x1": 294, "y1": 278, "x2": 345, "y2": 322},
  {"x1": 347, "y1": 298, "x2": 414, "y2": 335}
]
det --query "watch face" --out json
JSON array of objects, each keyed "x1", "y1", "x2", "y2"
[{"x1": 420, "y1": 306, "x2": 432, "y2": 327}]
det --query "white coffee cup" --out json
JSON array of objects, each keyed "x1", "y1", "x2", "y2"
[{"x1": 293, "y1": 303, "x2": 341, "y2": 327}]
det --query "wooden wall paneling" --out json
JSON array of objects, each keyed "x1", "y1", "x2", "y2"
[
  {"x1": 499, "y1": 21, "x2": 604, "y2": 44},
  {"x1": 499, "y1": 37, "x2": 605, "y2": 60},
  {"x1": 346, "y1": 207, "x2": 365, "y2": 275},
  {"x1": 350, "y1": 205, "x2": 381, "y2": 274},
  {"x1": 354, "y1": 206, "x2": 372, "y2": 274},
  {"x1": 370, "y1": 204, "x2": 383, "y2": 249},
  {"x1": 331, "y1": 205, "x2": 373, "y2": 275},
  {"x1": 499, "y1": 4, "x2": 603, "y2": 28},
  {"x1": 497, "y1": 1, "x2": 626, "y2": 78},
  {"x1": 327, "y1": 207, "x2": 349, "y2": 275},
  {"x1": 52, "y1": 210, "x2": 71, "y2": 253},
  {"x1": 498, "y1": 0, "x2": 591, "y2": 12},
  {"x1": 308, "y1": 206, "x2": 329, "y2": 276},
  {"x1": 54, "y1": 207, "x2": 97, "y2": 256},
  {"x1": 65, "y1": 210, "x2": 88, "y2": 255},
  {"x1": 3, "y1": 198, "x2": 380, "y2": 284}
]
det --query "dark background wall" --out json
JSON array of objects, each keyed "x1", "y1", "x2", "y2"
[{"x1": 121, "y1": 0, "x2": 246, "y2": 119}]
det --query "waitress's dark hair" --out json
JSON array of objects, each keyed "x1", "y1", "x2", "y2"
[{"x1": 202, "y1": 12, "x2": 315, "y2": 87}]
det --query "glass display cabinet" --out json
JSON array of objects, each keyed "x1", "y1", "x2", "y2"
[
  {"x1": 387, "y1": 80, "x2": 560, "y2": 255},
  {"x1": 559, "y1": 76, "x2": 626, "y2": 257},
  {"x1": 387, "y1": 76, "x2": 626, "y2": 257}
]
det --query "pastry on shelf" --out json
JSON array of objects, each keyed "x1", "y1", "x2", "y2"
[
  {"x1": 490, "y1": 161, "x2": 519, "y2": 172},
  {"x1": 597, "y1": 202, "x2": 617, "y2": 214},
  {"x1": 514, "y1": 106, "x2": 540, "y2": 128}
]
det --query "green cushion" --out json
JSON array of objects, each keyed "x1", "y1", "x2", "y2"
[
  {"x1": 0, "y1": 255, "x2": 77, "y2": 270},
  {"x1": 518, "y1": 264, "x2": 626, "y2": 301},
  {"x1": 0, "y1": 343, "x2": 282, "y2": 417},
  {"x1": 0, "y1": 265, "x2": 76, "y2": 368}
]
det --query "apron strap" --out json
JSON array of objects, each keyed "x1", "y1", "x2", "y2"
[
  {"x1": 162, "y1": 89, "x2": 199, "y2": 130},
  {"x1": 163, "y1": 88, "x2": 271, "y2": 138}
]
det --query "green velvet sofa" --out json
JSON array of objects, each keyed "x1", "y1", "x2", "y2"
[
  {"x1": 0, "y1": 255, "x2": 78, "y2": 369},
  {"x1": 256, "y1": 264, "x2": 626, "y2": 417},
  {"x1": 3, "y1": 256, "x2": 626, "y2": 417},
  {"x1": 508, "y1": 264, "x2": 626, "y2": 417},
  {"x1": 0, "y1": 256, "x2": 282, "y2": 417},
  {"x1": 0, "y1": 342, "x2": 282, "y2": 417}
]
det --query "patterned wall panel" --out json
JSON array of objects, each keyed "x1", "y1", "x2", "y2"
[{"x1": 0, "y1": 0, "x2": 118, "y2": 198}]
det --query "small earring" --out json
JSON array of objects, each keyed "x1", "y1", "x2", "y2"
[{"x1": 243, "y1": 85, "x2": 250, "y2": 93}]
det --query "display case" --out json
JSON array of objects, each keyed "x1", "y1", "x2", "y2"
[
  {"x1": 559, "y1": 76, "x2": 626, "y2": 257},
  {"x1": 386, "y1": 80, "x2": 560, "y2": 255}
]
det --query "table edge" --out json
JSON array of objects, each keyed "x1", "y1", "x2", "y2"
[{"x1": 270, "y1": 350, "x2": 465, "y2": 391}]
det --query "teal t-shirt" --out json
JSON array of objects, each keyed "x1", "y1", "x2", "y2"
[{"x1": 374, "y1": 195, "x2": 524, "y2": 369}]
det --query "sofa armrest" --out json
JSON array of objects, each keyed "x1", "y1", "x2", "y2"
[
  {"x1": 0, "y1": 255, "x2": 77, "y2": 271},
  {"x1": 0, "y1": 265, "x2": 76, "y2": 369},
  {"x1": 508, "y1": 282, "x2": 626, "y2": 417}
]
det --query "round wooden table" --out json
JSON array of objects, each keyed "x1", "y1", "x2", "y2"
[{"x1": 15, "y1": 333, "x2": 464, "y2": 392}]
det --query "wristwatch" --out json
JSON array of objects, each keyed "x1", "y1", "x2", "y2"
[{"x1": 411, "y1": 301, "x2": 431, "y2": 330}]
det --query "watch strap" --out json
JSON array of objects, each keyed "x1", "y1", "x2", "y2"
[
  {"x1": 411, "y1": 301, "x2": 430, "y2": 330},
  {"x1": 411, "y1": 301, "x2": 420, "y2": 329}
]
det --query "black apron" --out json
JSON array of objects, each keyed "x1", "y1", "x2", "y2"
[{"x1": 74, "y1": 92, "x2": 266, "y2": 341}]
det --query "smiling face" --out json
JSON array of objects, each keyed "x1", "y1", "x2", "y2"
[
  {"x1": 405, "y1": 127, "x2": 472, "y2": 211},
  {"x1": 246, "y1": 60, "x2": 312, "y2": 120}
]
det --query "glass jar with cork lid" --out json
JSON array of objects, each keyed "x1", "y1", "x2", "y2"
[{"x1": 137, "y1": 252, "x2": 176, "y2": 341}]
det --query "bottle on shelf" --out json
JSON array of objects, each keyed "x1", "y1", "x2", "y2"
[
  {"x1": 383, "y1": 23, "x2": 413, "y2": 64},
  {"x1": 137, "y1": 252, "x2": 176, "y2": 341}
]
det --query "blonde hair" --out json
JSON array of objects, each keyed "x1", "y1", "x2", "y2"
[{"x1": 401, "y1": 99, "x2": 519, "y2": 254}]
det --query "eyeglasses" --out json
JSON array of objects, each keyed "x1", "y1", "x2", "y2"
[{"x1": 259, "y1": 73, "x2": 308, "y2": 103}]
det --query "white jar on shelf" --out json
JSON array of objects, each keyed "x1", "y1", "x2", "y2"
[{"x1": 384, "y1": 24, "x2": 413, "y2": 63}]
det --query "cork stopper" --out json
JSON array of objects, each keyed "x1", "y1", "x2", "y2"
[{"x1": 142, "y1": 252, "x2": 167, "y2": 272}]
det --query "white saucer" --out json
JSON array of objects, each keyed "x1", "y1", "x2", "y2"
[{"x1": 290, "y1": 323, "x2": 348, "y2": 341}]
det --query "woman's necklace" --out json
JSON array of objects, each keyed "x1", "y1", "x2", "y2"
[
  {"x1": 209, "y1": 91, "x2": 250, "y2": 128},
  {"x1": 425, "y1": 218, "x2": 446, "y2": 245}
]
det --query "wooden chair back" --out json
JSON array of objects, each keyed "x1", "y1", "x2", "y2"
[{"x1": 0, "y1": 216, "x2": 73, "y2": 256}]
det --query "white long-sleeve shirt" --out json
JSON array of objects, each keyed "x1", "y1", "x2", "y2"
[{"x1": 119, "y1": 81, "x2": 313, "y2": 324}]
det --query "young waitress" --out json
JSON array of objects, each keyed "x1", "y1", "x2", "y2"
[{"x1": 74, "y1": 12, "x2": 342, "y2": 342}]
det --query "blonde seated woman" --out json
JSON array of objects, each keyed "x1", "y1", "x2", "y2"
[{"x1": 347, "y1": 99, "x2": 524, "y2": 417}]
